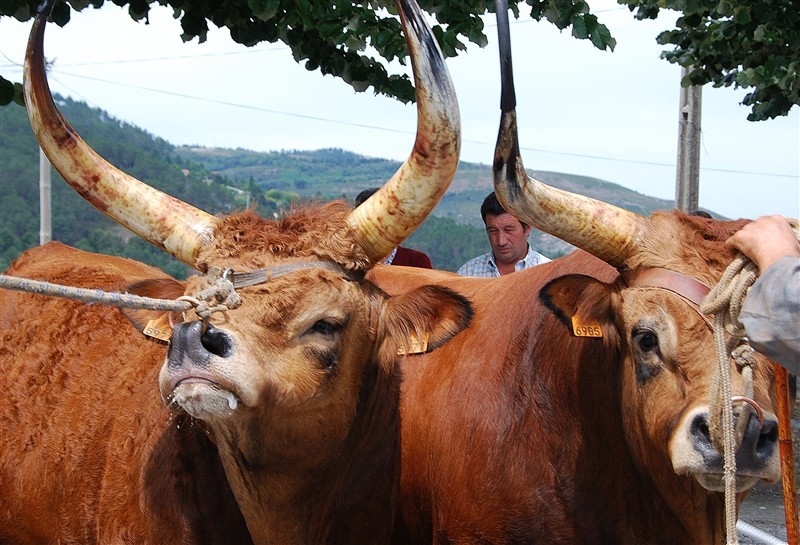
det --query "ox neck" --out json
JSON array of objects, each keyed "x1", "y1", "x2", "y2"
[{"x1": 205, "y1": 364, "x2": 400, "y2": 545}]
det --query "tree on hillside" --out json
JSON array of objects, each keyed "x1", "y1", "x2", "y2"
[{"x1": 1, "y1": 0, "x2": 796, "y2": 120}]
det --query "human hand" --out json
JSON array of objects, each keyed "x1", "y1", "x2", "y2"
[{"x1": 726, "y1": 215, "x2": 800, "y2": 272}]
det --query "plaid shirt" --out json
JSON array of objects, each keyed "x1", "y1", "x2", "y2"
[{"x1": 457, "y1": 245, "x2": 551, "y2": 277}]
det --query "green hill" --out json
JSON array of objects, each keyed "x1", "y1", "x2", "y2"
[
  {"x1": 0, "y1": 97, "x2": 254, "y2": 277},
  {"x1": 175, "y1": 145, "x2": 680, "y2": 260},
  {"x1": 2, "y1": 97, "x2": 683, "y2": 274}
]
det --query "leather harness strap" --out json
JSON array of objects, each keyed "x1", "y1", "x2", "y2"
[
  {"x1": 223, "y1": 261, "x2": 355, "y2": 289},
  {"x1": 621, "y1": 267, "x2": 711, "y2": 308}
]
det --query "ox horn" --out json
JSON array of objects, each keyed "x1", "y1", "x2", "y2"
[
  {"x1": 24, "y1": 1, "x2": 218, "y2": 268},
  {"x1": 347, "y1": 0, "x2": 461, "y2": 263},
  {"x1": 492, "y1": 0, "x2": 646, "y2": 268}
]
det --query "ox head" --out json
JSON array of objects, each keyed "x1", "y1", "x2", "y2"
[
  {"x1": 25, "y1": 0, "x2": 471, "y2": 539},
  {"x1": 492, "y1": 0, "x2": 787, "y2": 506}
]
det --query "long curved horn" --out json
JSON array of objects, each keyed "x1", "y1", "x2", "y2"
[
  {"x1": 492, "y1": 0, "x2": 646, "y2": 268},
  {"x1": 347, "y1": 0, "x2": 461, "y2": 263},
  {"x1": 24, "y1": 1, "x2": 217, "y2": 267}
]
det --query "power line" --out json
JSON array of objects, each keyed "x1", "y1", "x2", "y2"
[
  {"x1": 35, "y1": 67, "x2": 796, "y2": 180},
  {"x1": 56, "y1": 46, "x2": 286, "y2": 67},
  {"x1": 16, "y1": 65, "x2": 800, "y2": 181}
]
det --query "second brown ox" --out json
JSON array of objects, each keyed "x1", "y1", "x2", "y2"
[{"x1": 370, "y1": 3, "x2": 791, "y2": 543}]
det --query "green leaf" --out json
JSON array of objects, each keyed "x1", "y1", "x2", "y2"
[
  {"x1": 50, "y1": 1, "x2": 71, "y2": 26},
  {"x1": 0, "y1": 77, "x2": 14, "y2": 106},
  {"x1": 733, "y1": 7, "x2": 751, "y2": 25},
  {"x1": 572, "y1": 15, "x2": 588, "y2": 39}
]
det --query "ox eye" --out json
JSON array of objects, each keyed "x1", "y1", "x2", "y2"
[
  {"x1": 633, "y1": 328, "x2": 659, "y2": 353},
  {"x1": 308, "y1": 319, "x2": 341, "y2": 337}
]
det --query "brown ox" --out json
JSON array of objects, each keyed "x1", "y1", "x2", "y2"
[
  {"x1": 0, "y1": 1, "x2": 473, "y2": 544},
  {"x1": 367, "y1": 4, "x2": 789, "y2": 544}
]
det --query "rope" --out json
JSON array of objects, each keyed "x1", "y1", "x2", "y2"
[
  {"x1": 700, "y1": 219, "x2": 800, "y2": 545},
  {"x1": 701, "y1": 256, "x2": 760, "y2": 545},
  {"x1": 0, "y1": 274, "x2": 193, "y2": 312},
  {"x1": 0, "y1": 260, "x2": 349, "y2": 319}
]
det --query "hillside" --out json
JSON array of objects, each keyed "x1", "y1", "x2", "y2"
[
  {"x1": 175, "y1": 146, "x2": 680, "y2": 257},
  {"x1": 2, "y1": 97, "x2": 685, "y2": 273},
  {"x1": 0, "y1": 97, "x2": 250, "y2": 276}
]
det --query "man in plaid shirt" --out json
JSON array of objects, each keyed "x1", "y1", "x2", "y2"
[{"x1": 457, "y1": 192, "x2": 550, "y2": 277}]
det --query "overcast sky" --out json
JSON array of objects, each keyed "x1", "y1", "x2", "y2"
[{"x1": 1, "y1": 1, "x2": 797, "y2": 220}]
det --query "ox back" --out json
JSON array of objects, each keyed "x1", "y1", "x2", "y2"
[
  {"x1": 0, "y1": 243, "x2": 252, "y2": 544},
  {"x1": 370, "y1": 243, "x2": 784, "y2": 545}
]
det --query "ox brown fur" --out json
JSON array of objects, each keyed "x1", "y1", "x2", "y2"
[
  {"x1": 0, "y1": 242, "x2": 253, "y2": 544},
  {"x1": 0, "y1": 204, "x2": 473, "y2": 545},
  {"x1": 368, "y1": 212, "x2": 788, "y2": 545}
]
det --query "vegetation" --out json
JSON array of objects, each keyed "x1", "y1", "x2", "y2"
[
  {"x1": 621, "y1": 0, "x2": 799, "y2": 121},
  {"x1": 0, "y1": 96, "x2": 248, "y2": 277},
  {"x1": 3, "y1": 1, "x2": 796, "y2": 120},
  {"x1": 1, "y1": 96, "x2": 677, "y2": 274},
  {"x1": 1, "y1": 0, "x2": 613, "y2": 107}
]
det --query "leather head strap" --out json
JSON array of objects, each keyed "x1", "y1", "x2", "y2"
[
  {"x1": 223, "y1": 261, "x2": 358, "y2": 289},
  {"x1": 621, "y1": 267, "x2": 711, "y2": 308}
]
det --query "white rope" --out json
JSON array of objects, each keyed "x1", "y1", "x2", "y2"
[
  {"x1": 701, "y1": 220, "x2": 800, "y2": 545},
  {"x1": 737, "y1": 520, "x2": 789, "y2": 545},
  {"x1": 0, "y1": 274, "x2": 192, "y2": 311},
  {"x1": 701, "y1": 255, "x2": 759, "y2": 545},
  {"x1": 0, "y1": 273, "x2": 240, "y2": 319}
]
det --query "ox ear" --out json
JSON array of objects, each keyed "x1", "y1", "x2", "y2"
[
  {"x1": 541, "y1": 274, "x2": 620, "y2": 344},
  {"x1": 121, "y1": 278, "x2": 187, "y2": 340},
  {"x1": 378, "y1": 285, "x2": 473, "y2": 364}
]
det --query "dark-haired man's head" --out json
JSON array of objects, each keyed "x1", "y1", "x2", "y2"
[{"x1": 480, "y1": 192, "x2": 531, "y2": 268}]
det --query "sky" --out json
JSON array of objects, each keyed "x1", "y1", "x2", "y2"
[{"x1": 1, "y1": 1, "x2": 798, "y2": 220}]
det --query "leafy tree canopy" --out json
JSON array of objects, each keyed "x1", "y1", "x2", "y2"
[
  {"x1": 2, "y1": 0, "x2": 796, "y2": 120},
  {"x1": 621, "y1": 0, "x2": 799, "y2": 120},
  {"x1": 1, "y1": 0, "x2": 612, "y2": 105}
]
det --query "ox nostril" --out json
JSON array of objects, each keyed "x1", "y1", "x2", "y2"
[
  {"x1": 201, "y1": 324, "x2": 232, "y2": 358},
  {"x1": 691, "y1": 413, "x2": 712, "y2": 444},
  {"x1": 756, "y1": 418, "x2": 778, "y2": 451}
]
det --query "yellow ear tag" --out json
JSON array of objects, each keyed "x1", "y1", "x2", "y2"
[
  {"x1": 571, "y1": 316, "x2": 603, "y2": 338},
  {"x1": 144, "y1": 315, "x2": 173, "y2": 342},
  {"x1": 397, "y1": 333, "x2": 430, "y2": 355}
]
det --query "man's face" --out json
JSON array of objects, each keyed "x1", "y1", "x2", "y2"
[{"x1": 485, "y1": 213, "x2": 532, "y2": 266}]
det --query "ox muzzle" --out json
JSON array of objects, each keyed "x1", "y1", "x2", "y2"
[
  {"x1": 672, "y1": 401, "x2": 781, "y2": 492},
  {"x1": 162, "y1": 321, "x2": 240, "y2": 419},
  {"x1": 167, "y1": 321, "x2": 233, "y2": 370},
  {"x1": 689, "y1": 404, "x2": 779, "y2": 476}
]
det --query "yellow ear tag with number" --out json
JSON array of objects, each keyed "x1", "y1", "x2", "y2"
[
  {"x1": 397, "y1": 333, "x2": 430, "y2": 355},
  {"x1": 144, "y1": 315, "x2": 173, "y2": 342},
  {"x1": 571, "y1": 316, "x2": 603, "y2": 338}
]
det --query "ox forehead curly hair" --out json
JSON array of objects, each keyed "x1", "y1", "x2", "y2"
[{"x1": 196, "y1": 203, "x2": 371, "y2": 273}]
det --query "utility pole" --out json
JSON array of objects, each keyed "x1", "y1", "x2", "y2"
[
  {"x1": 675, "y1": 66, "x2": 702, "y2": 213},
  {"x1": 39, "y1": 147, "x2": 51, "y2": 244}
]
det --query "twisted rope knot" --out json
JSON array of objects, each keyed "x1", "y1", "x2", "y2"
[
  {"x1": 731, "y1": 343, "x2": 757, "y2": 371},
  {"x1": 188, "y1": 269, "x2": 243, "y2": 320}
]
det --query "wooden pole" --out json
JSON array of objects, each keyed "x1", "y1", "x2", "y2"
[
  {"x1": 39, "y1": 147, "x2": 52, "y2": 245},
  {"x1": 675, "y1": 66, "x2": 702, "y2": 213},
  {"x1": 775, "y1": 362, "x2": 799, "y2": 545}
]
